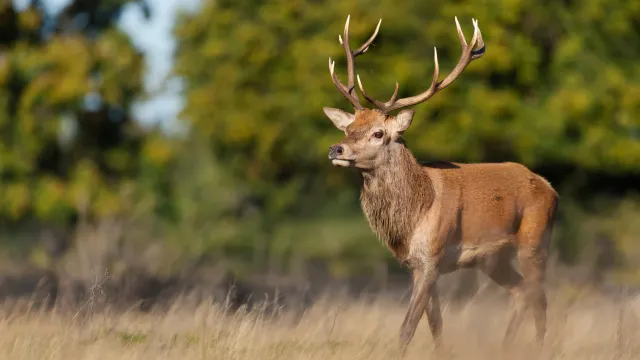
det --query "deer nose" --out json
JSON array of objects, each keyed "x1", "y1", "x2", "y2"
[{"x1": 328, "y1": 144, "x2": 344, "y2": 159}]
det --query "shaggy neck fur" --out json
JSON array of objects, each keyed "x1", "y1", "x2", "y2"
[{"x1": 359, "y1": 141, "x2": 435, "y2": 260}]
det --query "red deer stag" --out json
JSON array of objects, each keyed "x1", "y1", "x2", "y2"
[{"x1": 323, "y1": 15, "x2": 559, "y2": 352}]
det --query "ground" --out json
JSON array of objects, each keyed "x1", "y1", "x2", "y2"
[{"x1": 0, "y1": 287, "x2": 639, "y2": 360}]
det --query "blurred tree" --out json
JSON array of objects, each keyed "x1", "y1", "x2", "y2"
[{"x1": 0, "y1": 0, "x2": 170, "y2": 226}]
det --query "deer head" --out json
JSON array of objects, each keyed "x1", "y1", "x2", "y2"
[{"x1": 325, "y1": 16, "x2": 485, "y2": 170}]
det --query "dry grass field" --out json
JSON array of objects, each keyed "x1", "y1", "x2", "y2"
[{"x1": 0, "y1": 286, "x2": 639, "y2": 360}]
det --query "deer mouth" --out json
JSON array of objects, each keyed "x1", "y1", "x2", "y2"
[{"x1": 331, "y1": 159, "x2": 354, "y2": 167}]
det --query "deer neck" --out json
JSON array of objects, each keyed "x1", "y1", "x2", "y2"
[{"x1": 359, "y1": 142, "x2": 435, "y2": 260}]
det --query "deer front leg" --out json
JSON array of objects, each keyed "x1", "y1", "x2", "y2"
[{"x1": 399, "y1": 266, "x2": 440, "y2": 354}]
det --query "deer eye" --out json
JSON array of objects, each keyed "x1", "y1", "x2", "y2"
[{"x1": 373, "y1": 131, "x2": 384, "y2": 139}]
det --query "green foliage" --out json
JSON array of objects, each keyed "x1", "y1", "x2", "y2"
[
  {"x1": 0, "y1": 1, "x2": 170, "y2": 223},
  {"x1": 0, "y1": 0, "x2": 639, "y2": 280}
]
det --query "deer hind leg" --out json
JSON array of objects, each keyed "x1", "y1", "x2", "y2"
[
  {"x1": 479, "y1": 251, "x2": 526, "y2": 347},
  {"x1": 425, "y1": 288, "x2": 442, "y2": 345},
  {"x1": 516, "y1": 207, "x2": 554, "y2": 346},
  {"x1": 399, "y1": 267, "x2": 440, "y2": 354},
  {"x1": 517, "y1": 247, "x2": 548, "y2": 345}
]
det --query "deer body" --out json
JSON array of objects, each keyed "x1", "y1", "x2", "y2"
[
  {"x1": 322, "y1": 15, "x2": 559, "y2": 352},
  {"x1": 360, "y1": 141, "x2": 557, "y2": 272}
]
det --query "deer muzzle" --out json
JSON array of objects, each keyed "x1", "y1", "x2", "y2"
[{"x1": 328, "y1": 143, "x2": 354, "y2": 167}]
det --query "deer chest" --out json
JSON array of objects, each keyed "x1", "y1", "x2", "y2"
[{"x1": 360, "y1": 194, "x2": 416, "y2": 261}]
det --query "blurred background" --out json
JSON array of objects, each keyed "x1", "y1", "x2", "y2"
[{"x1": 0, "y1": 0, "x2": 639, "y2": 310}]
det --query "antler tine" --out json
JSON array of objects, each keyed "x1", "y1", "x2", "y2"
[
  {"x1": 470, "y1": 18, "x2": 485, "y2": 60},
  {"x1": 357, "y1": 75, "x2": 387, "y2": 109},
  {"x1": 329, "y1": 57, "x2": 362, "y2": 109},
  {"x1": 342, "y1": 16, "x2": 382, "y2": 95},
  {"x1": 354, "y1": 18, "x2": 382, "y2": 56},
  {"x1": 341, "y1": 15, "x2": 357, "y2": 97},
  {"x1": 454, "y1": 16, "x2": 468, "y2": 49},
  {"x1": 377, "y1": 17, "x2": 485, "y2": 113},
  {"x1": 435, "y1": 17, "x2": 483, "y2": 90},
  {"x1": 328, "y1": 15, "x2": 382, "y2": 110},
  {"x1": 387, "y1": 81, "x2": 399, "y2": 105},
  {"x1": 357, "y1": 75, "x2": 401, "y2": 109}
]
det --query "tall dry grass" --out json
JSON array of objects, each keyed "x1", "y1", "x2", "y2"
[{"x1": 0, "y1": 287, "x2": 638, "y2": 360}]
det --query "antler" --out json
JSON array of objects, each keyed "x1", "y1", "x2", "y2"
[
  {"x1": 328, "y1": 15, "x2": 382, "y2": 110},
  {"x1": 357, "y1": 17, "x2": 485, "y2": 114}
]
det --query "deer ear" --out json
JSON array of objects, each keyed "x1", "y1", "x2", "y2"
[
  {"x1": 323, "y1": 107, "x2": 355, "y2": 131},
  {"x1": 393, "y1": 109, "x2": 415, "y2": 137}
]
